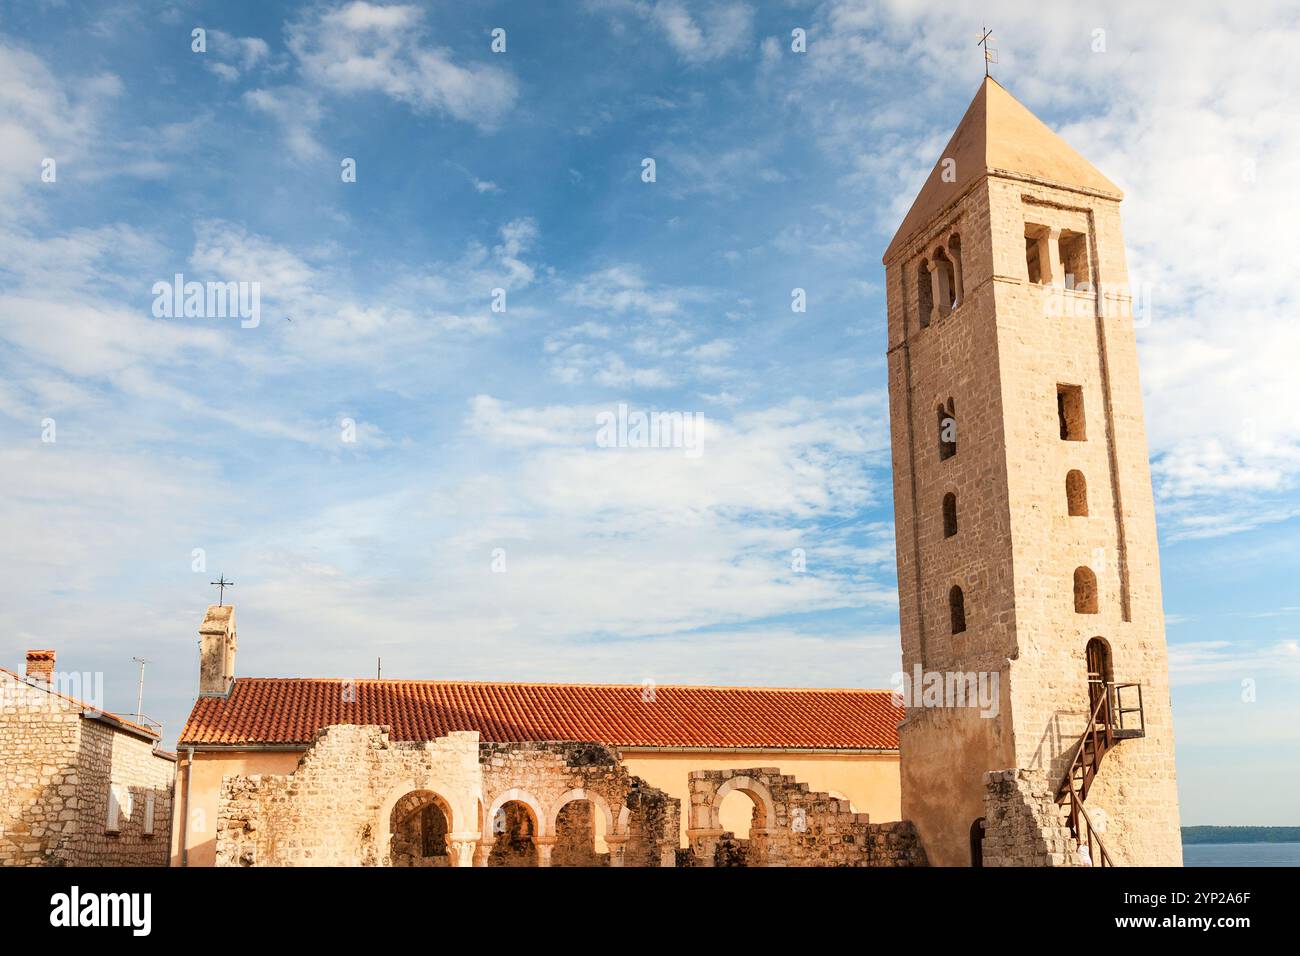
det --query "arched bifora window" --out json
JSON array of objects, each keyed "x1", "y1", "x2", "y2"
[
  {"x1": 1066, "y1": 470, "x2": 1088, "y2": 516},
  {"x1": 938, "y1": 398, "x2": 957, "y2": 461},
  {"x1": 931, "y1": 247, "x2": 957, "y2": 315},
  {"x1": 1074, "y1": 567, "x2": 1098, "y2": 614},
  {"x1": 942, "y1": 492, "x2": 958, "y2": 538},
  {"x1": 949, "y1": 585, "x2": 967, "y2": 634}
]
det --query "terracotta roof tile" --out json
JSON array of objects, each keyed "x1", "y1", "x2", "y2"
[{"x1": 178, "y1": 678, "x2": 902, "y2": 750}]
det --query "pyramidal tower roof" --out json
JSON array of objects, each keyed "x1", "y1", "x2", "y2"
[{"x1": 884, "y1": 77, "x2": 1122, "y2": 262}]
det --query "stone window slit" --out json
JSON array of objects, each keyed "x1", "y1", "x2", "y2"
[
  {"x1": 1066, "y1": 470, "x2": 1088, "y2": 516},
  {"x1": 1074, "y1": 567, "x2": 1098, "y2": 614},
  {"x1": 943, "y1": 492, "x2": 958, "y2": 538},
  {"x1": 938, "y1": 398, "x2": 957, "y2": 461},
  {"x1": 949, "y1": 585, "x2": 967, "y2": 634}
]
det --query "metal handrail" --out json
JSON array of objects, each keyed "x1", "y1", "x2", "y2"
[
  {"x1": 1065, "y1": 786, "x2": 1113, "y2": 867},
  {"x1": 1056, "y1": 681, "x2": 1141, "y2": 866}
]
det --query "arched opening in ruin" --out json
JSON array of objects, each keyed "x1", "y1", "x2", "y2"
[
  {"x1": 489, "y1": 800, "x2": 540, "y2": 867},
  {"x1": 943, "y1": 491, "x2": 958, "y2": 537},
  {"x1": 552, "y1": 797, "x2": 610, "y2": 867},
  {"x1": 1066, "y1": 469, "x2": 1088, "y2": 516},
  {"x1": 712, "y1": 776, "x2": 776, "y2": 867},
  {"x1": 1074, "y1": 567, "x2": 1098, "y2": 614},
  {"x1": 388, "y1": 790, "x2": 452, "y2": 867}
]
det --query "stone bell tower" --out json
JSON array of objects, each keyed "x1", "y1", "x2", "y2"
[{"x1": 882, "y1": 77, "x2": 1181, "y2": 866}]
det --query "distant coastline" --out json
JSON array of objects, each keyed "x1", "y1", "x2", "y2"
[{"x1": 1182, "y1": 826, "x2": 1300, "y2": 845}]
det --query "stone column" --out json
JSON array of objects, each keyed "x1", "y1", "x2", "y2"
[
  {"x1": 686, "y1": 828, "x2": 724, "y2": 867},
  {"x1": 605, "y1": 835, "x2": 628, "y2": 868},
  {"x1": 447, "y1": 833, "x2": 480, "y2": 868},
  {"x1": 934, "y1": 258, "x2": 952, "y2": 314},
  {"x1": 1045, "y1": 227, "x2": 1063, "y2": 286},
  {"x1": 473, "y1": 839, "x2": 491, "y2": 868},
  {"x1": 949, "y1": 250, "x2": 963, "y2": 307},
  {"x1": 750, "y1": 827, "x2": 775, "y2": 867},
  {"x1": 534, "y1": 835, "x2": 557, "y2": 867}
]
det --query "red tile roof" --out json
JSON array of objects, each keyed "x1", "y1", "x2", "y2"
[{"x1": 179, "y1": 678, "x2": 902, "y2": 750}]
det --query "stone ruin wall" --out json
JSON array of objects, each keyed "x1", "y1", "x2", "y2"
[
  {"x1": 216, "y1": 726, "x2": 680, "y2": 867},
  {"x1": 478, "y1": 739, "x2": 679, "y2": 868},
  {"x1": 981, "y1": 768, "x2": 1081, "y2": 867},
  {"x1": 686, "y1": 767, "x2": 926, "y2": 867},
  {"x1": 217, "y1": 726, "x2": 482, "y2": 867}
]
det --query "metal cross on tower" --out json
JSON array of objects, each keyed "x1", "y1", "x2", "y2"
[{"x1": 210, "y1": 575, "x2": 234, "y2": 606}]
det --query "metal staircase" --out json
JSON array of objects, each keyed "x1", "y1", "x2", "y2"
[{"x1": 1054, "y1": 680, "x2": 1145, "y2": 866}]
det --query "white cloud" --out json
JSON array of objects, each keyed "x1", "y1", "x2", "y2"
[
  {"x1": 782, "y1": 0, "x2": 1300, "y2": 537},
  {"x1": 205, "y1": 30, "x2": 271, "y2": 81},
  {"x1": 243, "y1": 86, "x2": 325, "y2": 160},
  {"x1": 592, "y1": 1, "x2": 755, "y2": 64},
  {"x1": 287, "y1": 1, "x2": 518, "y2": 129}
]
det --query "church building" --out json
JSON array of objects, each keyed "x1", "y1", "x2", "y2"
[
  {"x1": 160, "y1": 76, "x2": 1183, "y2": 869},
  {"x1": 170, "y1": 605, "x2": 910, "y2": 867}
]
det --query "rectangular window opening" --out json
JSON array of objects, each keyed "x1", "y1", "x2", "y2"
[
  {"x1": 1058, "y1": 230, "x2": 1090, "y2": 289},
  {"x1": 1057, "y1": 384, "x2": 1086, "y2": 441}
]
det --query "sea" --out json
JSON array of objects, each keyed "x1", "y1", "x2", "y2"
[{"x1": 1181, "y1": 842, "x2": 1300, "y2": 866}]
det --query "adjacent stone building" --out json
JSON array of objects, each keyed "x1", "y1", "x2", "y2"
[
  {"x1": 882, "y1": 77, "x2": 1182, "y2": 866},
  {"x1": 0, "y1": 651, "x2": 176, "y2": 866}
]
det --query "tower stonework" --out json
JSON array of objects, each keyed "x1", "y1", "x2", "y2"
[{"x1": 883, "y1": 78, "x2": 1181, "y2": 866}]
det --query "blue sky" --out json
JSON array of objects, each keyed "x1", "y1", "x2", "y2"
[{"x1": 1, "y1": 0, "x2": 1298, "y2": 825}]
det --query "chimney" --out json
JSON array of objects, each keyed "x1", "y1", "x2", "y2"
[
  {"x1": 198, "y1": 605, "x2": 237, "y2": 697},
  {"x1": 25, "y1": 649, "x2": 56, "y2": 684}
]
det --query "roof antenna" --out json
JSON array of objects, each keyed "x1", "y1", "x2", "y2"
[
  {"x1": 132, "y1": 656, "x2": 148, "y2": 723},
  {"x1": 977, "y1": 25, "x2": 997, "y2": 78}
]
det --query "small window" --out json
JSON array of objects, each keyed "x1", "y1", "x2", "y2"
[
  {"x1": 938, "y1": 399, "x2": 957, "y2": 461},
  {"x1": 1058, "y1": 230, "x2": 1090, "y2": 289},
  {"x1": 1074, "y1": 567, "x2": 1098, "y2": 614},
  {"x1": 1066, "y1": 470, "x2": 1088, "y2": 516},
  {"x1": 144, "y1": 792, "x2": 156, "y2": 836},
  {"x1": 950, "y1": 586, "x2": 967, "y2": 634},
  {"x1": 942, "y1": 493, "x2": 958, "y2": 538},
  {"x1": 106, "y1": 786, "x2": 122, "y2": 833},
  {"x1": 1057, "y1": 384, "x2": 1086, "y2": 441},
  {"x1": 917, "y1": 259, "x2": 933, "y2": 329},
  {"x1": 970, "y1": 818, "x2": 985, "y2": 868}
]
